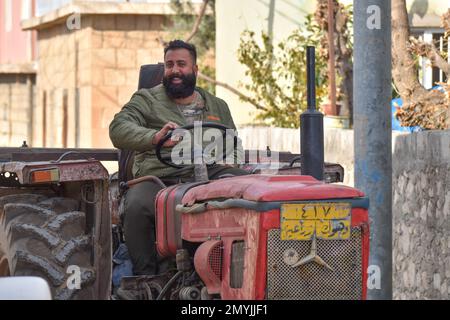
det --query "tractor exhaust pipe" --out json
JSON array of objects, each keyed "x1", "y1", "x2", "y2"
[{"x1": 300, "y1": 46, "x2": 324, "y2": 180}]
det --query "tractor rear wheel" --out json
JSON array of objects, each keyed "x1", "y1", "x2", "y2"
[{"x1": 0, "y1": 193, "x2": 99, "y2": 299}]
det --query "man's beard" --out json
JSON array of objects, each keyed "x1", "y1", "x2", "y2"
[{"x1": 163, "y1": 72, "x2": 197, "y2": 99}]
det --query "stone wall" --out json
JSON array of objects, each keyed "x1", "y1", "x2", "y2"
[
  {"x1": 392, "y1": 131, "x2": 450, "y2": 299},
  {"x1": 33, "y1": 14, "x2": 169, "y2": 148},
  {"x1": 89, "y1": 15, "x2": 168, "y2": 148}
]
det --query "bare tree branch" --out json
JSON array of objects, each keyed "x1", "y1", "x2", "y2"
[
  {"x1": 177, "y1": 0, "x2": 267, "y2": 112},
  {"x1": 159, "y1": 0, "x2": 266, "y2": 112},
  {"x1": 409, "y1": 37, "x2": 450, "y2": 76},
  {"x1": 157, "y1": 37, "x2": 264, "y2": 111},
  {"x1": 392, "y1": 0, "x2": 427, "y2": 97},
  {"x1": 198, "y1": 72, "x2": 268, "y2": 111},
  {"x1": 157, "y1": 0, "x2": 210, "y2": 46},
  {"x1": 392, "y1": 0, "x2": 449, "y2": 129},
  {"x1": 185, "y1": 0, "x2": 210, "y2": 42},
  {"x1": 157, "y1": 35, "x2": 168, "y2": 48}
]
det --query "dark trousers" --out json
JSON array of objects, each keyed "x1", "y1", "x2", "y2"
[{"x1": 123, "y1": 166, "x2": 248, "y2": 275}]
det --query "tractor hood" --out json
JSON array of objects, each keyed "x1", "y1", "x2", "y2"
[{"x1": 182, "y1": 175, "x2": 365, "y2": 205}]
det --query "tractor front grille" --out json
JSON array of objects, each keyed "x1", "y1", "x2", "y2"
[
  {"x1": 209, "y1": 241, "x2": 223, "y2": 280},
  {"x1": 267, "y1": 227, "x2": 363, "y2": 300}
]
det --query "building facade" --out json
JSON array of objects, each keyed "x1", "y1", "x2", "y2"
[
  {"x1": 22, "y1": 1, "x2": 182, "y2": 148},
  {"x1": 0, "y1": 0, "x2": 36, "y2": 147}
]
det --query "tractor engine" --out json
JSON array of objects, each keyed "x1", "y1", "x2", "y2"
[{"x1": 155, "y1": 174, "x2": 369, "y2": 300}]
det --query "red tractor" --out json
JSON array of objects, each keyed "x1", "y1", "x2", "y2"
[{"x1": 0, "y1": 49, "x2": 369, "y2": 300}]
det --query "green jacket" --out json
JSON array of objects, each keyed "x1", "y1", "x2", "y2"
[{"x1": 109, "y1": 84, "x2": 238, "y2": 178}]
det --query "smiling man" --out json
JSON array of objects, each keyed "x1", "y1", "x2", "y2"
[{"x1": 109, "y1": 40, "x2": 247, "y2": 276}]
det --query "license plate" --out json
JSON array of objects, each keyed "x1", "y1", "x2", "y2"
[{"x1": 280, "y1": 203, "x2": 351, "y2": 240}]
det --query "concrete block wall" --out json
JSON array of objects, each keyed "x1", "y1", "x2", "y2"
[
  {"x1": 0, "y1": 73, "x2": 35, "y2": 147},
  {"x1": 238, "y1": 126, "x2": 366, "y2": 186},
  {"x1": 89, "y1": 15, "x2": 167, "y2": 148}
]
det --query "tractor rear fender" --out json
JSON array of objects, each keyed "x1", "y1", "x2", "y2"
[{"x1": 0, "y1": 160, "x2": 109, "y2": 187}]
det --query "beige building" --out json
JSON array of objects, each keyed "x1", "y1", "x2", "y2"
[
  {"x1": 0, "y1": 0, "x2": 36, "y2": 147},
  {"x1": 0, "y1": 64, "x2": 36, "y2": 147},
  {"x1": 22, "y1": 1, "x2": 180, "y2": 148}
]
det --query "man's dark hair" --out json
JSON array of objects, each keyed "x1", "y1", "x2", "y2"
[{"x1": 164, "y1": 40, "x2": 197, "y2": 64}]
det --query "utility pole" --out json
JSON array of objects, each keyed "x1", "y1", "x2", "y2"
[{"x1": 354, "y1": 1, "x2": 392, "y2": 299}]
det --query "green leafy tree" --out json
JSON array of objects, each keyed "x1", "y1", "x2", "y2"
[
  {"x1": 237, "y1": 1, "x2": 355, "y2": 128},
  {"x1": 237, "y1": 16, "x2": 329, "y2": 128}
]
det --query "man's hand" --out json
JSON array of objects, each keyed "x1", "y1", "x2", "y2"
[{"x1": 152, "y1": 122, "x2": 180, "y2": 147}]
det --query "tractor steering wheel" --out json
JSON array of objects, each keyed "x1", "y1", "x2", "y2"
[{"x1": 155, "y1": 122, "x2": 235, "y2": 169}]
